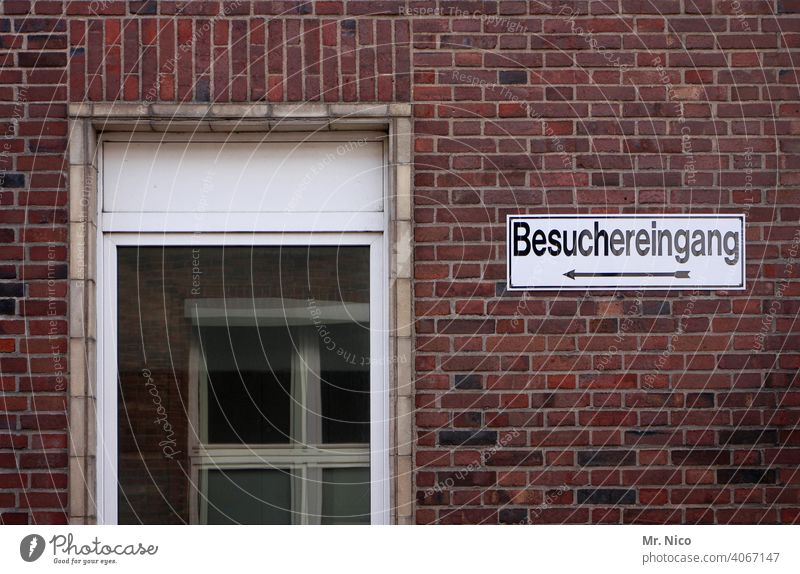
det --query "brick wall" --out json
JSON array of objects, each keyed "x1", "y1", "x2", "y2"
[
  {"x1": 410, "y1": 0, "x2": 800, "y2": 525},
  {"x1": 1, "y1": 0, "x2": 799, "y2": 525},
  {"x1": 0, "y1": 0, "x2": 70, "y2": 525}
]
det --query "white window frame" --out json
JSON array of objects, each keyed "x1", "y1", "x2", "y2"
[
  {"x1": 187, "y1": 300, "x2": 373, "y2": 524},
  {"x1": 97, "y1": 134, "x2": 391, "y2": 525},
  {"x1": 68, "y1": 104, "x2": 414, "y2": 526}
]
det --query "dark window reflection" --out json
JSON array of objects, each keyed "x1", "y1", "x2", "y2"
[{"x1": 116, "y1": 246, "x2": 370, "y2": 524}]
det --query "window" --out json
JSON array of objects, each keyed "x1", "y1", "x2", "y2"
[{"x1": 98, "y1": 132, "x2": 390, "y2": 524}]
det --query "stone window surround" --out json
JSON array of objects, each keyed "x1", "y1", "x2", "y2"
[{"x1": 67, "y1": 102, "x2": 414, "y2": 525}]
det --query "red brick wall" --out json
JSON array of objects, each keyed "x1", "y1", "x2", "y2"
[
  {"x1": 1, "y1": 0, "x2": 798, "y2": 524},
  {"x1": 0, "y1": 0, "x2": 70, "y2": 525},
  {"x1": 411, "y1": 0, "x2": 800, "y2": 525}
]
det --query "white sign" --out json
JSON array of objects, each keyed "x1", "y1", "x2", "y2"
[{"x1": 507, "y1": 214, "x2": 745, "y2": 291}]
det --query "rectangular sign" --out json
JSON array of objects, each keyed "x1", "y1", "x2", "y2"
[{"x1": 506, "y1": 214, "x2": 745, "y2": 291}]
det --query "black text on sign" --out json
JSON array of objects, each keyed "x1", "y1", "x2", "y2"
[{"x1": 506, "y1": 214, "x2": 746, "y2": 291}]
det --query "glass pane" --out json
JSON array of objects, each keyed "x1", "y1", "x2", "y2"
[
  {"x1": 201, "y1": 325, "x2": 292, "y2": 444},
  {"x1": 320, "y1": 323, "x2": 370, "y2": 443},
  {"x1": 204, "y1": 469, "x2": 293, "y2": 525},
  {"x1": 116, "y1": 245, "x2": 370, "y2": 524},
  {"x1": 321, "y1": 467, "x2": 371, "y2": 524}
]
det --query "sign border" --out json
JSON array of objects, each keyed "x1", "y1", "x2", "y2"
[{"x1": 505, "y1": 214, "x2": 746, "y2": 291}]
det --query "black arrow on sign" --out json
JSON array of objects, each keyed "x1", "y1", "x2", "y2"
[{"x1": 563, "y1": 270, "x2": 690, "y2": 280}]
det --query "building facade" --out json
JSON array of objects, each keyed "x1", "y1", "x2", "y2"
[{"x1": 0, "y1": 0, "x2": 799, "y2": 525}]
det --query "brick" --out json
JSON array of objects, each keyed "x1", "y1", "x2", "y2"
[
  {"x1": 453, "y1": 374, "x2": 482, "y2": 390},
  {"x1": 499, "y1": 70, "x2": 527, "y2": 84},
  {"x1": 485, "y1": 451, "x2": 543, "y2": 466},
  {"x1": 18, "y1": 52, "x2": 67, "y2": 67},
  {"x1": 717, "y1": 469, "x2": 778, "y2": 485},
  {"x1": 577, "y1": 450, "x2": 636, "y2": 467},
  {"x1": 719, "y1": 429, "x2": 779, "y2": 445},
  {"x1": 438, "y1": 430, "x2": 497, "y2": 446},
  {"x1": 0, "y1": 173, "x2": 25, "y2": 188},
  {"x1": 577, "y1": 489, "x2": 636, "y2": 505}
]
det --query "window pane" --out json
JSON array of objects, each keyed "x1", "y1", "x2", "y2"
[
  {"x1": 201, "y1": 325, "x2": 293, "y2": 444},
  {"x1": 320, "y1": 323, "x2": 370, "y2": 444},
  {"x1": 321, "y1": 467, "x2": 371, "y2": 525},
  {"x1": 116, "y1": 245, "x2": 370, "y2": 524},
  {"x1": 204, "y1": 469, "x2": 293, "y2": 525}
]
